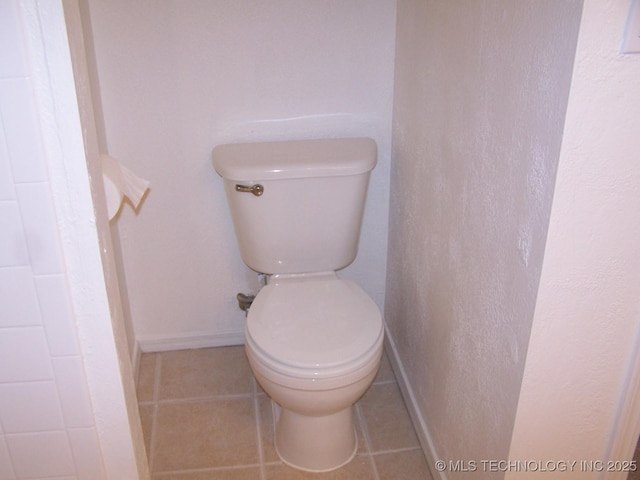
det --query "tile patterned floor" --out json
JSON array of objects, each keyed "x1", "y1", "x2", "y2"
[{"x1": 136, "y1": 346, "x2": 433, "y2": 479}]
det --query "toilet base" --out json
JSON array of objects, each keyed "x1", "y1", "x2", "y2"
[{"x1": 274, "y1": 402, "x2": 357, "y2": 472}]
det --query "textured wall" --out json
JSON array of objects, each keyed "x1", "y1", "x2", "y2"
[
  {"x1": 87, "y1": 0, "x2": 396, "y2": 349},
  {"x1": 508, "y1": 0, "x2": 640, "y2": 475},
  {"x1": 386, "y1": 0, "x2": 582, "y2": 476}
]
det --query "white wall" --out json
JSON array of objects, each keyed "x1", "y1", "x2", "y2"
[
  {"x1": 507, "y1": 0, "x2": 640, "y2": 477},
  {"x1": 386, "y1": 1, "x2": 582, "y2": 478},
  {"x1": 86, "y1": 0, "x2": 397, "y2": 351}
]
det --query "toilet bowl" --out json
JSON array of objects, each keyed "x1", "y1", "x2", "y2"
[
  {"x1": 245, "y1": 272, "x2": 383, "y2": 472},
  {"x1": 212, "y1": 137, "x2": 382, "y2": 472}
]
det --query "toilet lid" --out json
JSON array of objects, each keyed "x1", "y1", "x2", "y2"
[{"x1": 246, "y1": 276, "x2": 382, "y2": 370}]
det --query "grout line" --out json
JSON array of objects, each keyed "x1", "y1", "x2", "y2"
[
  {"x1": 251, "y1": 375, "x2": 268, "y2": 480},
  {"x1": 355, "y1": 402, "x2": 380, "y2": 480},
  {"x1": 152, "y1": 463, "x2": 264, "y2": 477},
  {"x1": 370, "y1": 446, "x2": 424, "y2": 455},
  {"x1": 152, "y1": 353, "x2": 162, "y2": 402},
  {"x1": 372, "y1": 378, "x2": 396, "y2": 386},
  {"x1": 355, "y1": 402, "x2": 374, "y2": 453},
  {"x1": 151, "y1": 392, "x2": 254, "y2": 405},
  {"x1": 147, "y1": 353, "x2": 162, "y2": 474}
]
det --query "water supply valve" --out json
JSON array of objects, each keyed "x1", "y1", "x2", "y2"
[{"x1": 237, "y1": 293, "x2": 255, "y2": 312}]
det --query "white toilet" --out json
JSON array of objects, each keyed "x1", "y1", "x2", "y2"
[{"x1": 212, "y1": 137, "x2": 384, "y2": 472}]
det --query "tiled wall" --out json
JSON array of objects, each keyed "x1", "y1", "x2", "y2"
[{"x1": 0, "y1": 1, "x2": 103, "y2": 478}]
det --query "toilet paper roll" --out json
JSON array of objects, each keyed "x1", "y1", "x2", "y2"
[{"x1": 101, "y1": 154, "x2": 150, "y2": 221}]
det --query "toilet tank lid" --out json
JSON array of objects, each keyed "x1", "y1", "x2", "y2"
[{"x1": 212, "y1": 137, "x2": 377, "y2": 181}]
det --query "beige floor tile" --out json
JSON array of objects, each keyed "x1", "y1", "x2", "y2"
[
  {"x1": 152, "y1": 398, "x2": 258, "y2": 472},
  {"x1": 373, "y1": 350, "x2": 396, "y2": 384},
  {"x1": 138, "y1": 346, "x2": 432, "y2": 479},
  {"x1": 152, "y1": 466, "x2": 262, "y2": 479},
  {"x1": 158, "y1": 347, "x2": 253, "y2": 400},
  {"x1": 257, "y1": 394, "x2": 278, "y2": 463},
  {"x1": 359, "y1": 383, "x2": 420, "y2": 452},
  {"x1": 137, "y1": 352, "x2": 158, "y2": 402},
  {"x1": 265, "y1": 455, "x2": 376, "y2": 479},
  {"x1": 353, "y1": 409, "x2": 367, "y2": 455},
  {"x1": 375, "y1": 449, "x2": 433, "y2": 480}
]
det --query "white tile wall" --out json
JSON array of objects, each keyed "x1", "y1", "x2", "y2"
[
  {"x1": 0, "y1": 79, "x2": 47, "y2": 183},
  {"x1": 0, "y1": 0, "x2": 104, "y2": 478},
  {"x1": 5, "y1": 431, "x2": 75, "y2": 478},
  {"x1": 0, "y1": 267, "x2": 40, "y2": 326},
  {"x1": 36, "y1": 275, "x2": 81, "y2": 356},
  {"x1": 0, "y1": 128, "x2": 15, "y2": 201},
  {"x1": 0, "y1": 205, "x2": 28, "y2": 266},
  {"x1": 0, "y1": 382, "x2": 65, "y2": 433},
  {"x1": 14, "y1": 183, "x2": 64, "y2": 274}
]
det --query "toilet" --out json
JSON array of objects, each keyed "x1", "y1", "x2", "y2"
[{"x1": 212, "y1": 137, "x2": 384, "y2": 472}]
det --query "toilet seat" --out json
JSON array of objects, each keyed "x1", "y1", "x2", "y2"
[{"x1": 245, "y1": 273, "x2": 383, "y2": 384}]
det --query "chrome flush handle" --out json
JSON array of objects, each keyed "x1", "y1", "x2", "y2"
[{"x1": 235, "y1": 184, "x2": 264, "y2": 196}]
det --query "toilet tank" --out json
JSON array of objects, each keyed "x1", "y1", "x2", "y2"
[{"x1": 212, "y1": 137, "x2": 376, "y2": 274}]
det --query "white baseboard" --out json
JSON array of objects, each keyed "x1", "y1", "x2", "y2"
[
  {"x1": 136, "y1": 330, "x2": 245, "y2": 354},
  {"x1": 383, "y1": 323, "x2": 445, "y2": 480}
]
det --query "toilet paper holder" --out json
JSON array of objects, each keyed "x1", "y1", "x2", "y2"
[{"x1": 101, "y1": 154, "x2": 150, "y2": 221}]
